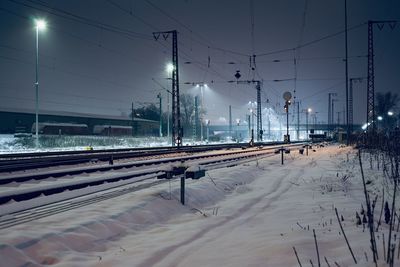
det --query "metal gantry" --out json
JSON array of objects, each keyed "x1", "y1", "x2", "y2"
[
  {"x1": 256, "y1": 81, "x2": 262, "y2": 141},
  {"x1": 366, "y1": 20, "x2": 397, "y2": 134},
  {"x1": 237, "y1": 80, "x2": 262, "y2": 141},
  {"x1": 153, "y1": 30, "x2": 182, "y2": 146}
]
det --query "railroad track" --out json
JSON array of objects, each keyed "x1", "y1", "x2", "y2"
[
  {"x1": 0, "y1": 142, "x2": 306, "y2": 229},
  {"x1": 0, "y1": 141, "x2": 294, "y2": 173}
]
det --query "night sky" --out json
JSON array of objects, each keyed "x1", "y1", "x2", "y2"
[{"x1": 0, "y1": 0, "x2": 399, "y2": 125}]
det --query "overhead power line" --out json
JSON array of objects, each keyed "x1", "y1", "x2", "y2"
[
  {"x1": 7, "y1": 0, "x2": 153, "y2": 40},
  {"x1": 144, "y1": 0, "x2": 250, "y2": 57},
  {"x1": 256, "y1": 22, "x2": 367, "y2": 57}
]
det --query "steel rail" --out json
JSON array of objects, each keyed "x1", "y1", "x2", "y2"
[
  {"x1": 0, "y1": 142, "x2": 305, "y2": 229},
  {"x1": 0, "y1": 141, "x2": 296, "y2": 173}
]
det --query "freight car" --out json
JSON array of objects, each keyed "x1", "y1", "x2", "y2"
[
  {"x1": 93, "y1": 125, "x2": 132, "y2": 136},
  {"x1": 31, "y1": 122, "x2": 89, "y2": 135}
]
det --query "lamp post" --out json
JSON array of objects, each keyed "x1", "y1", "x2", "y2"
[{"x1": 34, "y1": 19, "x2": 47, "y2": 148}]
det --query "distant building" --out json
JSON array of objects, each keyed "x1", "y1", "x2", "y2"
[{"x1": 0, "y1": 108, "x2": 158, "y2": 136}]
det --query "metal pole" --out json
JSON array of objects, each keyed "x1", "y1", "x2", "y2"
[
  {"x1": 297, "y1": 101, "x2": 300, "y2": 140},
  {"x1": 167, "y1": 93, "x2": 170, "y2": 142},
  {"x1": 207, "y1": 121, "x2": 209, "y2": 142},
  {"x1": 252, "y1": 112, "x2": 255, "y2": 135},
  {"x1": 345, "y1": 0, "x2": 350, "y2": 145},
  {"x1": 131, "y1": 102, "x2": 134, "y2": 136},
  {"x1": 247, "y1": 114, "x2": 251, "y2": 140},
  {"x1": 328, "y1": 93, "x2": 331, "y2": 132},
  {"x1": 229, "y1": 105, "x2": 232, "y2": 137},
  {"x1": 158, "y1": 93, "x2": 162, "y2": 137},
  {"x1": 332, "y1": 99, "x2": 334, "y2": 131},
  {"x1": 180, "y1": 176, "x2": 185, "y2": 205},
  {"x1": 256, "y1": 82, "x2": 262, "y2": 141},
  {"x1": 306, "y1": 110, "x2": 309, "y2": 141},
  {"x1": 200, "y1": 85, "x2": 204, "y2": 142},
  {"x1": 286, "y1": 106, "x2": 289, "y2": 138},
  {"x1": 35, "y1": 26, "x2": 39, "y2": 147}
]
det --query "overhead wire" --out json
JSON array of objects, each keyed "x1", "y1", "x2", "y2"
[
  {"x1": 256, "y1": 22, "x2": 368, "y2": 57},
  {"x1": 144, "y1": 0, "x2": 250, "y2": 58},
  {"x1": 11, "y1": 0, "x2": 153, "y2": 40}
]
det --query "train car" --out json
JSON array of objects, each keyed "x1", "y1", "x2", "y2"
[
  {"x1": 31, "y1": 122, "x2": 89, "y2": 135},
  {"x1": 93, "y1": 125, "x2": 133, "y2": 136}
]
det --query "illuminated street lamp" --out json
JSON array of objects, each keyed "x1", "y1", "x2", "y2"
[
  {"x1": 166, "y1": 63, "x2": 174, "y2": 73},
  {"x1": 377, "y1": 116, "x2": 383, "y2": 121},
  {"x1": 388, "y1": 111, "x2": 394, "y2": 116},
  {"x1": 34, "y1": 18, "x2": 47, "y2": 148}
]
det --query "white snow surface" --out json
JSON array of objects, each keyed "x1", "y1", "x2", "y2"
[{"x1": 0, "y1": 145, "x2": 396, "y2": 266}]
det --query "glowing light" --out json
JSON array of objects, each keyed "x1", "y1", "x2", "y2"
[
  {"x1": 35, "y1": 19, "x2": 47, "y2": 31},
  {"x1": 307, "y1": 108, "x2": 312, "y2": 113},
  {"x1": 361, "y1": 122, "x2": 371, "y2": 130},
  {"x1": 377, "y1": 116, "x2": 383, "y2": 121},
  {"x1": 388, "y1": 111, "x2": 394, "y2": 116},
  {"x1": 166, "y1": 63, "x2": 174, "y2": 73}
]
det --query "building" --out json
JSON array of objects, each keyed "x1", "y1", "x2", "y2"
[{"x1": 0, "y1": 108, "x2": 159, "y2": 136}]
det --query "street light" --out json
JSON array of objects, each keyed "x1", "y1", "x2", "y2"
[
  {"x1": 34, "y1": 18, "x2": 47, "y2": 148},
  {"x1": 377, "y1": 116, "x2": 383, "y2": 121},
  {"x1": 166, "y1": 63, "x2": 174, "y2": 73},
  {"x1": 388, "y1": 111, "x2": 394, "y2": 116}
]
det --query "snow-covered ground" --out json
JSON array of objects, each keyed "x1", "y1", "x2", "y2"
[
  {"x1": 0, "y1": 134, "x2": 172, "y2": 153},
  {"x1": 0, "y1": 145, "x2": 397, "y2": 266},
  {"x1": 0, "y1": 134, "x2": 239, "y2": 154}
]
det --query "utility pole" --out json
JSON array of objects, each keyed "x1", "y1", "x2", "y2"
[
  {"x1": 328, "y1": 93, "x2": 337, "y2": 133},
  {"x1": 256, "y1": 82, "x2": 262, "y2": 141},
  {"x1": 151, "y1": 78, "x2": 172, "y2": 143},
  {"x1": 153, "y1": 30, "x2": 181, "y2": 146},
  {"x1": 349, "y1": 79, "x2": 354, "y2": 134},
  {"x1": 332, "y1": 99, "x2": 338, "y2": 131},
  {"x1": 247, "y1": 114, "x2": 251, "y2": 140},
  {"x1": 344, "y1": 0, "x2": 350, "y2": 145},
  {"x1": 229, "y1": 105, "x2": 232, "y2": 138},
  {"x1": 328, "y1": 93, "x2": 331, "y2": 132},
  {"x1": 366, "y1": 20, "x2": 396, "y2": 136},
  {"x1": 296, "y1": 101, "x2": 300, "y2": 141},
  {"x1": 131, "y1": 102, "x2": 134, "y2": 136},
  {"x1": 194, "y1": 96, "x2": 199, "y2": 141},
  {"x1": 157, "y1": 93, "x2": 162, "y2": 137},
  {"x1": 306, "y1": 110, "x2": 309, "y2": 140}
]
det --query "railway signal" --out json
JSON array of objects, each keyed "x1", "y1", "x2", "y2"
[{"x1": 283, "y1": 92, "x2": 292, "y2": 143}]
